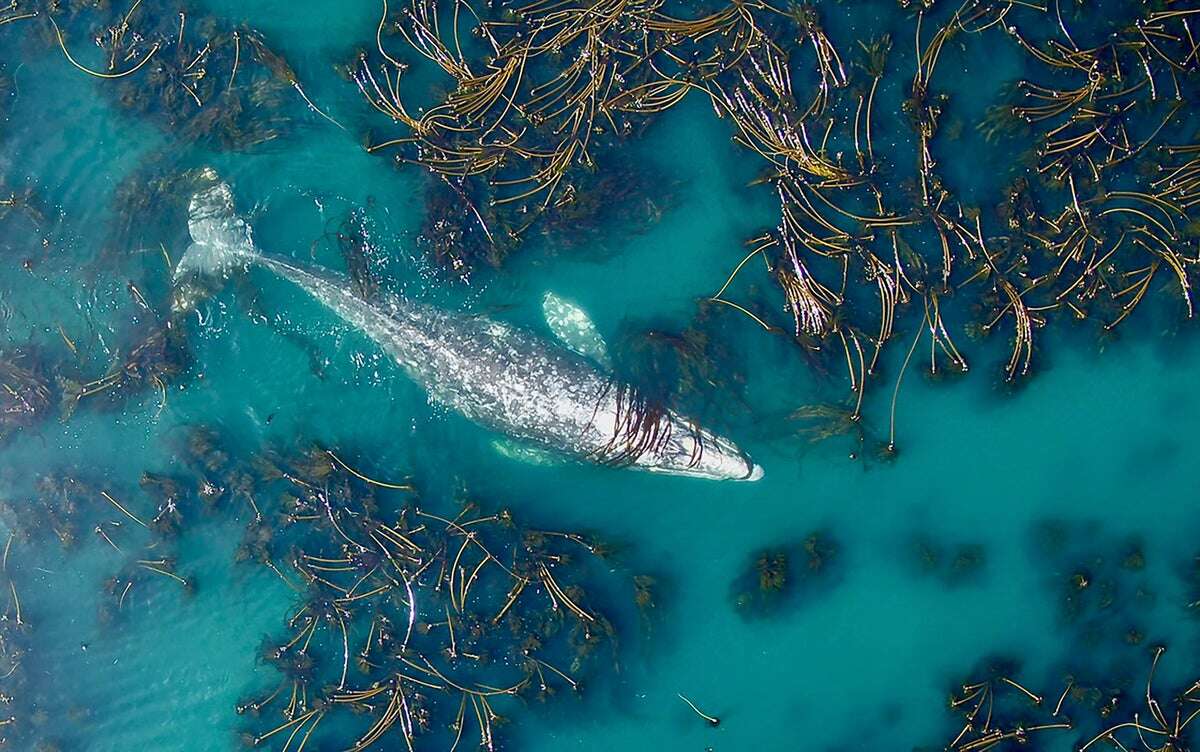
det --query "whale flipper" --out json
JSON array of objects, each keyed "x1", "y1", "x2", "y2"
[
  {"x1": 490, "y1": 438, "x2": 565, "y2": 467},
  {"x1": 542, "y1": 291, "x2": 610, "y2": 368}
]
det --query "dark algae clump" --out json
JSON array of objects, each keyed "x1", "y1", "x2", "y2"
[
  {"x1": 0, "y1": 348, "x2": 53, "y2": 446},
  {"x1": 905, "y1": 535, "x2": 987, "y2": 587},
  {"x1": 414, "y1": 150, "x2": 679, "y2": 280},
  {"x1": 1030, "y1": 521, "x2": 1157, "y2": 663},
  {"x1": 730, "y1": 530, "x2": 841, "y2": 618}
]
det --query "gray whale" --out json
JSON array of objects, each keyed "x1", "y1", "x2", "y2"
[{"x1": 175, "y1": 175, "x2": 763, "y2": 482}]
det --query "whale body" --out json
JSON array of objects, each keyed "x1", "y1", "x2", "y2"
[{"x1": 176, "y1": 177, "x2": 763, "y2": 482}]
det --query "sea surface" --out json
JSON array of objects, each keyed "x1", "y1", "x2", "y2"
[{"x1": 1, "y1": 1, "x2": 1198, "y2": 750}]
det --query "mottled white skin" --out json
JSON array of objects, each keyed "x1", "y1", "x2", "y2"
[
  {"x1": 542, "y1": 291, "x2": 610, "y2": 368},
  {"x1": 181, "y1": 182, "x2": 763, "y2": 481}
]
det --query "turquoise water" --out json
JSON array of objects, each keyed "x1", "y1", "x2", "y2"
[{"x1": 2, "y1": 1, "x2": 1199, "y2": 750}]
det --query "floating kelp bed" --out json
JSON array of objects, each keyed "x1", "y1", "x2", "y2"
[
  {"x1": 0, "y1": 427, "x2": 651, "y2": 751},
  {"x1": 925, "y1": 647, "x2": 1200, "y2": 751},
  {"x1": 2, "y1": 0, "x2": 309, "y2": 151},
  {"x1": 899, "y1": 514, "x2": 1200, "y2": 751},
  {"x1": 342, "y1": 0, "x2": 1200, "y2": 455},
  {"x1": 232, "y1": 443, "x2": 639, "y2": 751}
]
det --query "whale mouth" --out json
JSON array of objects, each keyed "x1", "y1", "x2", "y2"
[
  {"x1": 742, "y1": 464, "x2": 765, "y2": 482},
  {"x1": 645, "y1": 427, "x2": 764, "y2": 481},
  {"x1": 642, "y1": 450, "x2": 764, "y2": 482}
]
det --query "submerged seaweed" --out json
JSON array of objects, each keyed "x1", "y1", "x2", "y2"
[
  {"x1": 3, "y1": 1, "x2": 306, "y2": 150},
  {"x1": 0, "y1": 537, "x2": 93, "y2": 752},
  {"x1": 339, "y1": 0, "x2": 1200, "y2": 453},
  {"x1": 928, "y1": 647, "x2": 1200, "y2": 752},
  {"x1": 905, "y1": 535, "x2": 987, "y2": 587},
  {"x1": 1030, "y1": 520, "x2": 1158, "y2": 669},
  {"x1": 0, "y1": 348, "x2": 54, "y2": 446},
  {"x1": 196, "y1": 436, "x2": 648, "y2": 750},
  {"x1": 730, "y1": 530, "x2": 841, "y2": 618},
  {"x1": 414, "y1": 152, "x2": 678, "y2": 281}
]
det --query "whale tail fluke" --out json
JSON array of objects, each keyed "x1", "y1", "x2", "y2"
[{"x1": 173, "y1": 169, "x2": 258, "y2": 311}]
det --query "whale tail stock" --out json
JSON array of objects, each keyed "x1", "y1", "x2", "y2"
[{"x1": 172, "y1": 168, "x2": 259, "y2": 311}]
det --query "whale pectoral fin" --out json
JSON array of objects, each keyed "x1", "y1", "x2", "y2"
[
  {"x1": 542, "y1": 291, "x2": 611, "y2": 369},
  {"x1": 491, "y1": 438, "x2": 565, "y2": 467}
]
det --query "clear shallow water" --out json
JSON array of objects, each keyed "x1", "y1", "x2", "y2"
[{"x1": 1, "y1": 1, "x2": 1198, "y2": 750}]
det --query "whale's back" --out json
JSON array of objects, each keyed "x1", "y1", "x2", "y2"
[{"x1": 377, "y1": 302, "x2": 617, "y2": 452}]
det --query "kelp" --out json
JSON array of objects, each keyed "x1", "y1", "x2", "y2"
[
  {"x1": 0, "y1": 535, "x2": 93, "y2": 751},
  {"x1": 5, "y1": 0, "x2": 306, "y2": 150},
  {"x1": 205, "y1": 435, "x2": 650, "y2": 750},
  {"x1": 0, "y1": 421, "x2": 655, "y2": 748},
  {"x1": 730, "y1": 530, "x2": 841, "y2": 618},
  {"x1": 59, "y1": 323, "x2": 189, "y2": 421},
  {"x1": 344, "y1": 0, "x2": 1199, "y2": 449},
  {"x1": 0, "y1": 348, "x2": 54, "y2": 446},
  {"x1": 931, "y1": 647, "x2": 1200, "y2": 751}
]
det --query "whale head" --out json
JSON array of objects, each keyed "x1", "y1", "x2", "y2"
[{"x1": 640, "y1": 419, "x2": 763, "y2": 482}]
